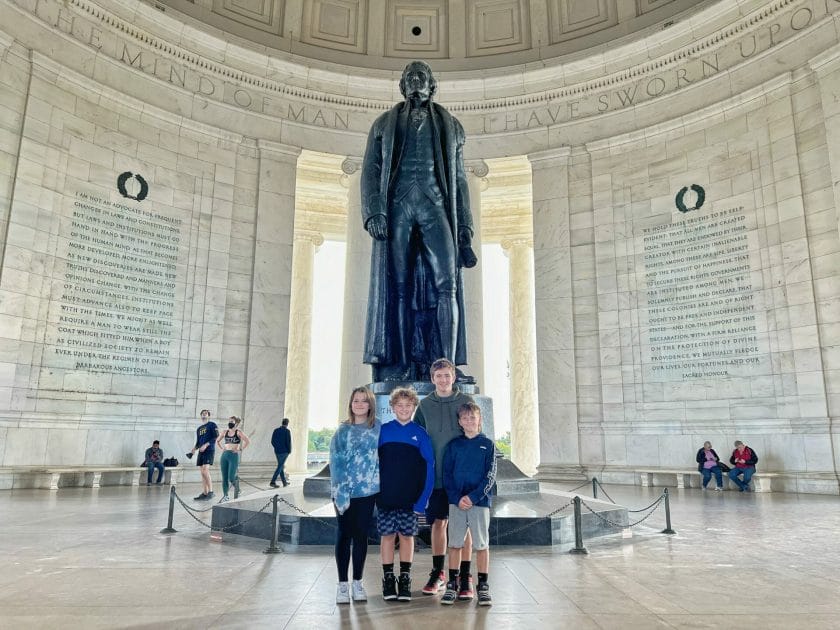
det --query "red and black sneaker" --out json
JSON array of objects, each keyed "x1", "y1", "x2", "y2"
[
  {"x1": 457, "y1": 574, "x2": 474, "y2": 601},
  {"x1": 422, "y1": 569, "x2": 445, "y2": 595}
]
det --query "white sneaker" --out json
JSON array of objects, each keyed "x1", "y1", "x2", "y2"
[
  {"x1": 218, "y1": 495, "x2": 229, "y2": 504},
  {"x1": 715, "y1": 487, "x2": 723, "y2": 492},
  {"x1": 336, "y1": 582, "x2": 350, "y2": 604},
  {"x1": 352, "y1": 580, "x2": 367, "y2": 602}
]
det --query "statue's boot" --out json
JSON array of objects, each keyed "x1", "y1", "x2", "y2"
[
  {"x1": 437, "y1": 290, "x2": 459, "y2": 366},
  {"x1": 387, "y1": 295, "x2": 412, "y2": 381}
]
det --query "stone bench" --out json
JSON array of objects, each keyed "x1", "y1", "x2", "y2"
[
  {"x1": 637, "y1": 468, "x2": 779, "y2": 492},
  {"x1": 0, "y1": 466, "x2": 184, "y2": 490}
]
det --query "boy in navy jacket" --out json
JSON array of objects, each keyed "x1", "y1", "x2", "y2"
[
  {"x1": 441, "y1": 402, "x2": 496, "y2": 606},
  {"x1": 377, "y1": 387, "x2": 435, "y2": 602}
]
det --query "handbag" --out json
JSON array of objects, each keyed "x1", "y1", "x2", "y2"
[
  {"x1": 163, "y1": 457, "x2": 179, "y2": 468},
  {"x1": 718, "y1": 462, "x2": 731, "y2": 473}
]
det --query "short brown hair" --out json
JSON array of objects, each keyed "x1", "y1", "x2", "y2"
[
  {"x1": 430, "y1": 358, "x2": 456, "y2": 376},
  {"x1": 457, "y1": 402, "x2": 481, "y2": 419},
  {"x1": 344, "y1": 386, "x2": 376, "y2": 428},
  {"x1": 389, "y1": 387, "x2": 419, "y2": 408}
]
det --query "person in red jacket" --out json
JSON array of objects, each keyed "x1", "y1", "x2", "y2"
[{"x1": 729, "y1": 440, "x2": 758, "y2": 492}]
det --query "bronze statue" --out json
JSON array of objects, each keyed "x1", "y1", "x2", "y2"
[{"x1": 361, "y1": 61, "x2": 477, "y2": 382}]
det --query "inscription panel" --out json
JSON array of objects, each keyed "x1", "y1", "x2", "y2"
[
  {"x1": 43, "y1": 190, "x2": 188, "y2": 388},
  {"x1": 638, "y1": 207, "x2": 771, "y2": 382}
]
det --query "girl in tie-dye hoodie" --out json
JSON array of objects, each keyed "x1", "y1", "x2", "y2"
[{"x1": 330, "y1": 386, "x2": 381, "y2": 604}]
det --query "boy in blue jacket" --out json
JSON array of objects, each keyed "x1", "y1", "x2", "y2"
[
  {"x1": 377, "y1": 387, "x2": 435, "y2": 602},
  {"x1": 441, "y1": 402, "x2": 496, "y2": 606}
]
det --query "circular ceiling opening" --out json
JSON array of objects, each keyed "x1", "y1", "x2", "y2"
[{"x1": 411, "y1": 26, "x2": 422, "y2": 36}]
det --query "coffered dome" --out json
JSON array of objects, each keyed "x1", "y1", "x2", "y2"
[{"x1": 157, "y1": 0, "x2": 710, "y2": 71}]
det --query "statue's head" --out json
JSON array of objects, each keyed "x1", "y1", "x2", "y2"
[{"x1": 399, "y1": 60, "x2": 437, "y2": 101}]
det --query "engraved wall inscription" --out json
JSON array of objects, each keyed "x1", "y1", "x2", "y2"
[
  {"x1": 44, "y1": 191, "x2": 185, "y2": 381},
  {"x1": 640, "y1": 207, "x2": 769, "y2": 381}
]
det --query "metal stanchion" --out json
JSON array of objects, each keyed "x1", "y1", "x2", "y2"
[
  {"x1": 264, "y1": 494, "x2": 282, "y2": 554},
  {"x1": 160, "y1": 486, "x2": 178, "y2": 534},
  {"x1": 661, "y1": 488, "x2": 676, "y2": 535},
  {"x1": 592, "y1": 477, "x2": 598, "y2": 499},
  {"x1": 569, "y1": 496, "x2": 588, "y2": 555}
]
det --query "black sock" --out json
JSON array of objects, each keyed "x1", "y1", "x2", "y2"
[
  {"x1": 460, "y1": 560, "x2": 471, "y2": 577},
  {"x1": 448, "y1": 569, "x2": 459, "y2": 583},
  {"x1": 383, "y1": 563, "x2": 394, "y2": 576},
  {"x1": 478, "y1": 572, "x2": 488, "y2": 585},
  {"x1": 399, "y1": 561, "x2": 411, "y2": 574},
  {"x1": 432, "y1": 555, "x2": 445, "y2": 572}
]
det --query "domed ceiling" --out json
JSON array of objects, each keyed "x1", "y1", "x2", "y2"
[{"x1": 156, "y1": 0, "x2": 710, "y2": 70}]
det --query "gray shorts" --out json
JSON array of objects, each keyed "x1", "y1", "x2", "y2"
[{"x1": 447, "y1": 504, "x2": 490, "y2": 551}]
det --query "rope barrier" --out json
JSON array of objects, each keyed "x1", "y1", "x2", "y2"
[
  {"x1": 579, "y1": 492, "x2": 666, "y2": 529},
  {"x1": 593, "y1": 478, "x2": 616, "y2": 504},
  {"x1": 165, "y1": 487, "x2": 275, "y2": 532}
]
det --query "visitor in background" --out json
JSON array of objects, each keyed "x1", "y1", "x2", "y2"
[
  {"x1": 696, "y1": 441, "x2": 723, "y2": 491},
  {"x1": 330, "y1": 386, "x2": 381, "y2": 604},
  {"x1": 188, "y1": 409, "x2": 218, "y2": 500},
  {"x1": 270, "y1": 418, "x2": 292, "y2": 488},
  {"x1": 143, "y1": 440, "x2": 165, "y2": 485},
  {"x1": 729, "y1": 440, "x2": 759, "y2": 492},
  {"x1": 216, "y1": 415, "x2": 250, "y2": 503}
]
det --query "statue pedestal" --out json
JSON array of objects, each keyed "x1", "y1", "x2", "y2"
[{"x1": 368, "y1": 380, "x2": 494, "y2": 441}]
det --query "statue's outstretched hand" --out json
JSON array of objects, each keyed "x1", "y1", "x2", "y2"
[{"x1": 366, "y1": 215, "x2": 388, "y2": 240}]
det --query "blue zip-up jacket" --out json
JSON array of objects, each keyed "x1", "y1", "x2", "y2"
[
  {"x1": 377, "y1": 419, "x2": 435, "y2": 513},
  {"x1": 443, "y1": 433, "x2": 497, "y2": 508}
]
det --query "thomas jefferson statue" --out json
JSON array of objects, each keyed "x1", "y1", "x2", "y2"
[{"x1": 361, "y1": 61, "x2": 477, "y2": 382}]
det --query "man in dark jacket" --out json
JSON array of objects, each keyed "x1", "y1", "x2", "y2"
[
  {"x1": 729, "y1": 440, "x2": 758, "y2": 492},
  {"x1": 270, "y1": 418, "x2": 292, "y2": 488}
]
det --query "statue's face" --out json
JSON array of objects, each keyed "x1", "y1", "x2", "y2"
[{"x1": 402, "y1": 63, "x2": 433, "y2": 102}]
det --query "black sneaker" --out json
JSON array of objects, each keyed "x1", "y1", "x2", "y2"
[
  {"x1": 440, "y1": 581, "x2": 458, "y2": 605},
  {"x1": 397, "y1": 573, "x2": 411, "y2": 601},
  {"x1": 269, "y1": 482, "x2": 278, "y2": 488},
  {"x1": 382, "y1": 573, "x2": 397, "y2": 601},
  {"x1": 194, "y1": 492, "x2": 207, "y2": 500},
  {"x1": 205, "y1": 491, "x2": 215, "y2": 500},
  {"x1": 477, "y1": 582, "x2": 492, "y2": 606}
]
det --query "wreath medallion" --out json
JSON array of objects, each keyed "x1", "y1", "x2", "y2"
[
  {"x1": 117, "y1": 172, "x2": 149, "y2": 202},
  {"x1": 675, "y1": 184, "x2": 705, "y2": 213}
]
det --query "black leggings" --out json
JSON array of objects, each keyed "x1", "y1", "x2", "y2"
[{"x1": 335, "y1": 494, "x2": 377, "y2": 582}]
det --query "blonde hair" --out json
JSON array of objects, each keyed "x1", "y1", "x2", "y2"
[
  {"x1": 389, "y1": 387, "x2": 419, "y2": 408},
  {"x1": 344, "y1": 386, "x2": 376, "y2": 428}
]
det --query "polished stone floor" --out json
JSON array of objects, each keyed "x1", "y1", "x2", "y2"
[{"x1": 1, "y1": 479, "x2": 839, "y2": 629}]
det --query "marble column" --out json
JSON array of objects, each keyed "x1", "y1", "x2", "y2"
[
  {"x1": 464, "y1": 160, "x2": 488, "y2": 388},
  {"x1": 338, "y1": 157, "x2": 372, "y2": 408},
  {"x1": 245, "y1": 141, "x2": 301, "y2": 466},
  {"x1": 527, "y1": 147, "x2": 584, "y2": 480},
  {"x1": 284, "y1": 229, "x2": 324, "y2": 473},
  {"x1": 502, "y1": 238, "x2": 539, "y2": 476}
]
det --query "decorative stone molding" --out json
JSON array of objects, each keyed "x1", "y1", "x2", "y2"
[
  {"x1": 293, "y1": 229, "x2": 325, "y2": 247},
  {"x1": 341, "y1": 156, "x2": 363, "y2": 176}
]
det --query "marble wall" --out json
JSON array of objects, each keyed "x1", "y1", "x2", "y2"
[
  {"x1": 0, "y1": 46, "x2": 296, "y2": 466},
  {"x1": 534, "y1": 72, "x2": 840, "y2": 493}
]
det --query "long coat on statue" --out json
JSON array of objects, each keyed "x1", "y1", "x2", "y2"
[{"x1": 360, "y1": 100, "x2": 473, "y2": 372}]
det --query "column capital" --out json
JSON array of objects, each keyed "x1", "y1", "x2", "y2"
[
  {"x1": 294, "y1": 229, "x2": 325, "y2": 247},
  {"x1": 501, "y1": 237, "x2": 534, "y2": 252},
  {"x1": 257, "y1": 140, "x2": 302, "y2": 161},
  {"x1": 465, "y1": 159, "x2": 490, "y2": 178},
  {"x1": 527, "y1": 146, "x2": 571, "y2": 168},
  {"x1": 341, "y1": 156, "x2": 363, "y2": 175}
]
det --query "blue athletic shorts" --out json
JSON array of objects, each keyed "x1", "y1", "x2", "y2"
[{"x1": 376, "y1": 507, "x2": 418, "y2": 537}]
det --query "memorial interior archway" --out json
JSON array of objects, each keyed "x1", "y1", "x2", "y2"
[{"x1": 0, "y1": 0, "x2": 838, "y2": 494}]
